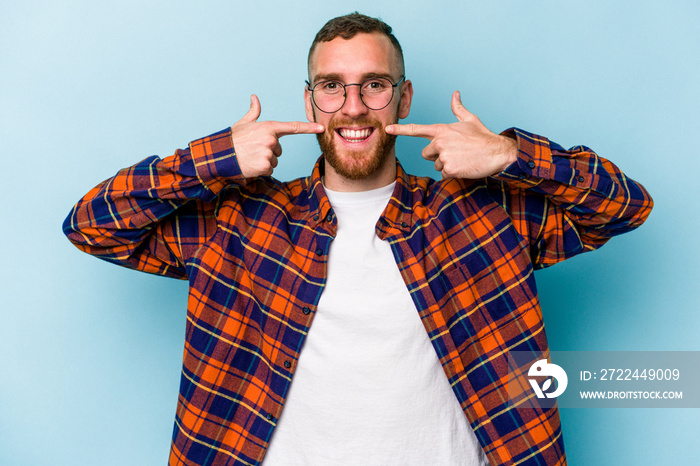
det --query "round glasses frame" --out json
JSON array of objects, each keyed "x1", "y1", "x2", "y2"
[{"x1": 305, "y1": 76, "x2": 406, "y2": 113}]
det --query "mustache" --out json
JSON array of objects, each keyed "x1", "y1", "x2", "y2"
[{"x1": 327, "y1": 117, "x2": 383, "y2": 132}]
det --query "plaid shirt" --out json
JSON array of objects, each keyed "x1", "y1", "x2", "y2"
[{"x1": 64, "y1": 127, "x2": 652, "y2": 466}]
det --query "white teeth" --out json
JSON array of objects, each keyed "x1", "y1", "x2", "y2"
[{"x1": 339, "y1": 128, "x2": 372, "y2": 141}]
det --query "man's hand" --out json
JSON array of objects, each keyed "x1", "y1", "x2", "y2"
[
  {"x1": 385, "y1": 91, "x2": 518, "y2": 179},
  {"x1": 231, "y1": 95, "x2": 325, "y2": 178}
]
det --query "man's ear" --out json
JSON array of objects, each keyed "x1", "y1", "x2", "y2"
[
  {"x1": 398, "y1": 79, "x2": 413, "y2": 120},
  {"x1": 305, "y1": 87, "x2": 315, "y2": 122}
]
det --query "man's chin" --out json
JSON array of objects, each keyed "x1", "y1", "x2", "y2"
[
  {"x1": 329, "y1": 152, "x2": 382, "y2": 180},
  {"x1": 317, "y1": 132, "x2": 396, "y2": 181}
]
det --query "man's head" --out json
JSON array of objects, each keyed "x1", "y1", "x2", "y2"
[
  {"x1": 307, "y1": 12, "x2": 405, "y2": 79},
  {"x1": 305, "y1": 13, "x2": 413, "y2": 186}
]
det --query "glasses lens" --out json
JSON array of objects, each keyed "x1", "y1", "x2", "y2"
[
  {"x1": 360, "y1": 77, "x2": 394, "y2": 110},
  {"x1": 312, "y1": 80, "x2": 346, "y2": 113}
]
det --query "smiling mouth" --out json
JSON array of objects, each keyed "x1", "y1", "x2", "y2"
[{"x1": 337, "y1": 127, "x2": 374, "y2": 143}]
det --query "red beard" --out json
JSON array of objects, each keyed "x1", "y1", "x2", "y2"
[{"x1": 316, "y1": 116, "x2": 397, "y2": 180}]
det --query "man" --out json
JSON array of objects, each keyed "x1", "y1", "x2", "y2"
[{"x1": 63, "y1": 12, "x2": 653, "y2": 466}]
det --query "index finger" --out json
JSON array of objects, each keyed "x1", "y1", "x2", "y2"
[
  {"x1": 270, "y1": 121, "x2": 325, "y2": 137},
  {"x1": 385, "y1": 123, "x2": 439, "y2": 139}
]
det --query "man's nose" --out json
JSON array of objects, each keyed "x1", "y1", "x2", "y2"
[{"x1": 341, "y1": 84, "x2": 369, "y2": 118}]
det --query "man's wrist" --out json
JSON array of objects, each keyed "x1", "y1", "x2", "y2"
[{"x1": 495, "y1": 134, "x2": 518, "y2": 174}]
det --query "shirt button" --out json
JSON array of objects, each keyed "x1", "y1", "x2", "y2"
[
  {"x1": 284, "y1": 360, "x2": 291, "y2": 369},
  {"x1": 266, "y1": 414, "x2": 273, "y2": 421},
  {"x1": 527, "y1": 161, "x2": 536, "y2": 169},
  {"x1": 578, "y1": 176, "x2": 585, "y2": 183},
  {"x1": 302, "y1": 307, "x2": 311, "y2": 315},
  {"x1": 326, "y1": 213, "x2": 333, "y2": 222},
  {"x1": 401, "y1": 222, "x2": 408, "y2": 228},
  {"x1": 315, "y1": 248, "x2": 324, "y2": 255},
  {"x1": 313, "y1": 214, "x2": 319, "y2": 221}
]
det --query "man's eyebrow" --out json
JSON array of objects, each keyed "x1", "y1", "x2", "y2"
[
  {"x1": 312, "y1": 73, "x2": 343, "y2": 83},
  {"x1": 312, "y1": 72, "x2": 394, "y2": 83}
]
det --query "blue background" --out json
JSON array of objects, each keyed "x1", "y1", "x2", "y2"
[{"x1": 2, "y1": 1, "x2": 698, "y2": 464}]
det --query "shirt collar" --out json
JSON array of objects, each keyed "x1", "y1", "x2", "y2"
[{"x1": 305, "y1": 157, "x2": 414, "y2": 236}]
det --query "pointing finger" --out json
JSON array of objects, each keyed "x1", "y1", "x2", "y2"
[
  {"x1": 272, "y1": 120, "x2": 325, "y2": 137},
  {"x1": 451, "y1": 91, "x2": 473, "y2": 122},
  {"x1": 385, "y1": 123, "x2": 439, "y2": 139}
]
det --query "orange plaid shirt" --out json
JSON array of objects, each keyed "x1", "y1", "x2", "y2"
[{"x1": 64, "y1": 127, "x2": 652, "y2": 465}]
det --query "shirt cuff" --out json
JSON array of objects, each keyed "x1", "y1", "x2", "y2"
[
  {"x1": 491, "y1": 128, "x2": 552, "y2": 188},
  {"x1": 492, "y1": 128, "x2": 617, "y2": 197},
  {"x1": 189, "y1": 127, "x2": 246, "y2": 193}
]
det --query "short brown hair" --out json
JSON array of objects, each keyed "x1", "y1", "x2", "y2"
[{"x1": 308, "y1": 12, "x2": 405, "y2": 78}]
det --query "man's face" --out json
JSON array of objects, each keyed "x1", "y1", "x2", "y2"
[{"x1": 306, "y1": 33, "x2": 412, "y2": 181}]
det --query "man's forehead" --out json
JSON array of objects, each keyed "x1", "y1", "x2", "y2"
[{"x1": 308, "y1": 32, "x2": 400, "y2": 80}]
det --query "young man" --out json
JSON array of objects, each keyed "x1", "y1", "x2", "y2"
[{"x1": 64, "y1": 12, "x2": 653, "y2": 466}]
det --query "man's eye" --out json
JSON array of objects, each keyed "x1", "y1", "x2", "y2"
[
  {"x1": 320, "y1": 81, "x2": 342, "y2": 92},
  {"x1": 364, "y1": 79, "x2": 388, "y2": 92}
]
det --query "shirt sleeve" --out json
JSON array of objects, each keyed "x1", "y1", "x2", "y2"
[
  {"x1": 62, "y1": 128, "x2": 244, "y2": 279},
  {"x1": 488, "y1": 127, "x2": 654, "y2": 269}
]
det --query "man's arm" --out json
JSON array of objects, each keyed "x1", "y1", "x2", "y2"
[
  {"x1": 488, "y1": 128, "x2": 652, "y2": 267},
  {"x1": 63, "y1": 96, "x2": 324, "y2": 278},
  {"x1": 62, "y1": 129, "x2": 241, "y2": 279},
  {"x1": 386, "y1": 91, "x2": 653, "y2": 268}
]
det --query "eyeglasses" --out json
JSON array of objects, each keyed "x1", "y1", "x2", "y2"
[{"x1": 306, "y1": 76, "x2": 405, "y2": 113}]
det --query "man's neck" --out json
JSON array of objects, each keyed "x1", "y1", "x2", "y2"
[{"x1": 322, "y1": 154, "x2": 398, "y2": 192}]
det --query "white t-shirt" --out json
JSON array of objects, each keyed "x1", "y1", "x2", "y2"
[{"x1": 263, "y1": 182, "x2": 489, "y2": 465}]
